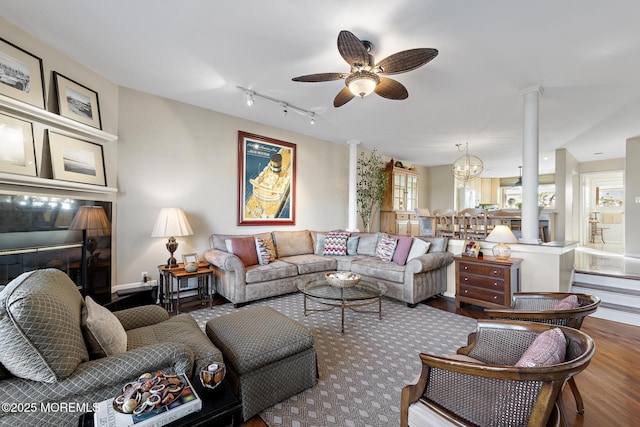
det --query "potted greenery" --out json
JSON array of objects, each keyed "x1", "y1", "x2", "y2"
[{"x1": 356, "y1": 149, "x2": 387, "y2": 232}]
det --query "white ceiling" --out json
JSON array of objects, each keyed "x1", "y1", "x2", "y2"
[{"x1": 3, "y1": 0, "x2": 639, "y2": 177}]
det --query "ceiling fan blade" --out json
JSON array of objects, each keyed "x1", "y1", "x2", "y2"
[
  {"x1": 292, "y1": 72, "x2": 346, "y2": 82},
  {"x1": 334, "y1": 86, "x2": 355, "y2": 107},
  {"x1": 337, "y1": 30, "x2": 369, "y2": 67},
  {"x1": 374, "y1": 78, "x2": 408, "y2": 100},
  {"x1": 375, "y1": 48, "x2": 438, "y2": 75}
]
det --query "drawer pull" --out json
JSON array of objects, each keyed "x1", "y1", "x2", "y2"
[
  {"x1": 493, "y1": 282, "x2": 498, "y2": 287},
  {"x1": 493, "y1": 270, "x2": 498, "y2": 275},
  {"x1": 464, "y1": 277, "x2": 469, "y2": 281},
  {"x1": 464, "y1": 266, "x2": 469, "y2": 270},
  {"x1": 493, "y1": 296, "x2": 498, "y2": 300},
  {"x1": 464, "y1": 290, "x2": 469, "y2": 294}
]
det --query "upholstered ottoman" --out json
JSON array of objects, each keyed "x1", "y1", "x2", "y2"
[{"x1": 205, "y1": 306, "x2": 317, "y2": 421}]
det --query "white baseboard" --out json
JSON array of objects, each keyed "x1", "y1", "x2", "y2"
[{"x1": 114, "y1": 280, "x2": 157, "y2": 292}]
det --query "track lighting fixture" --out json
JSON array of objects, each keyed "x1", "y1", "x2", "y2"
[
  {"x1": 238, "y1": 86, "x2": 318, "y2": 125},
  {"x1": 245, "y1": 91, "x2": 255, "y2": 106}
]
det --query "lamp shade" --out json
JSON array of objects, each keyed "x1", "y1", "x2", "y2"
[
  {"x1": 485, "y1": 225, "x2": 518, "y2": 244},
  {"x1": 485, "y1": 225, "x2": 518, "y2": 259},
  {"x1": 151, "y1": 207, "x2": 193, "y2": 238},
  {"x1": 68, "y1": 206, "x2": 111, "y2": 237}
]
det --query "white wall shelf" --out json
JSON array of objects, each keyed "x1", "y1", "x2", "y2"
[
  {"x1": 0, "y1": 94, "x2": 117, "y2": 143},
  {"x1": 0, "y1": 172, "x2": 118, "y2": 194}
]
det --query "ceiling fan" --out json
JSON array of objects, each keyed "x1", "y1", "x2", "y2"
[{"x1": 292, "y1": 30, "x2": 438, "y2": 107}]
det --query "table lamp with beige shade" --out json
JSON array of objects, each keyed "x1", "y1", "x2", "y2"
[
  {"x1": 485, "y1": 224, "x2": 518, "y2": 259},
  {"x1": 68, "y1": 205, "x2": 111, "y2": 266},
  {"x1": 151, "y1": 207, "x2": 193, "y2": 268}
]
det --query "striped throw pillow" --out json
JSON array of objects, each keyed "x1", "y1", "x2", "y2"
[
  {"x1": 375, "y1": 233, "x2": 398, "y2": 263},
  {"x1": 322, "y1": 231, "x2": 351, "y2": 256},
  {"x1": 255, "y1": 237, "x2": 273, "y2": 265}
]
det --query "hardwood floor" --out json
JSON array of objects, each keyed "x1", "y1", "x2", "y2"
[{"x1": 239, "y1": 296, "x2": 640, "y2": 426}]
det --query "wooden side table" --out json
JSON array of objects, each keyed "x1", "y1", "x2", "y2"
[
  {"x1": 158, "y1": 262, "x2": 213, "y2": 314},
  {"x1": 454, "y1": 255, "x2": 522, "y2": 309}
]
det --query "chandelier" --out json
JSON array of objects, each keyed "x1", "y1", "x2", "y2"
[{"x1": 451, "y1": 143, "x2": 483, "y2": 182}]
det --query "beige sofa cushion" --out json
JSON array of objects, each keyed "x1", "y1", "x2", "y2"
[
  {"x1": 82, "y1": 295, "x2": 128, "y2": 358},
  {"x1": 273, "y1": 230, "x2": 313, "y2": 257},
  {"x1": 0, "y1": 269, "x2": 89, "y2": 383},
  {"x1": 245, "y1": 260, "x2": 300, "y2": 284}
]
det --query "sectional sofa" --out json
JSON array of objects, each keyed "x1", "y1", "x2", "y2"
[{"x1": 204, "y1": 230, "x2": 453, "y2": 307}]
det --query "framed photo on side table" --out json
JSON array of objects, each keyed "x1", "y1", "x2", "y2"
[
  {"x1": 0, "y1": 112, "x2": 37, "y2": 176},
  {"x1": 237, "y1": 131, "x2": 296, "y2": 226},
  {"x1": 462, "y1": 240, "x2": 480, "y2": 258},
  {"x1": 48, "y1": 131, "x2": 106, "y2": 186},
  {"x1": 182, "y1": 253, "x2": 199, "y2": 265},
  {"x1": 0, "y1": 37, "x2": 45, "y2": 109},
  {"x1": 53, "y1": 72, "x2": 102, "y2": 129}
]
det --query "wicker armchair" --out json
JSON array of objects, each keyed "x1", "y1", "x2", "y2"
[
  {"x1": 483, "y1": 292, "x2": 600, "y2": 422},
  {"x1": 400, "y1": 320, "x2": 595, "y2": 427}
]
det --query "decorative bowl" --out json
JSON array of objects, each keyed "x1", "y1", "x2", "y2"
[
  {"x1": 325, "y1": 271, "x2": 361, "y2": 288},
  {"x1": 184, "y1": 262, "x2": 199, "y2": 272},
  {"x1": 112, "y1": 371, "x2": 184, "y2": 414},
  {"x1": 199, "y1": 362, "x2": 226, "y2": 390}
]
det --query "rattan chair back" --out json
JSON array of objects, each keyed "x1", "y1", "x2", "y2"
[{"x1": 400, "y1": 320, "x2": 595, "y2": 427}]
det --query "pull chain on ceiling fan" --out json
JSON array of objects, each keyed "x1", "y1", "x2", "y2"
[{"x1": 292, "y1": 30, "x2": 438, "y2": 107}]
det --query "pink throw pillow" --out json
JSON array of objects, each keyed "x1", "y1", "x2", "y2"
[
  {"x1": 515, "y1": 328, "x2": 566, "y2": 367},
  {"x1": 392, "y1": 235, "x2": 413, "y2": 265},
  {"x1": 551, "y1": 295, "x2": 579, "y2": 310},
  {"x1": 230, "y1": 236, "x2": 259, "y2": 267}
]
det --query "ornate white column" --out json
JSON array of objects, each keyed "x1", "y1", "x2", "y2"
[
  {"x1": 520, "y1": 85, "x2": 543, "y2": 243},
  {"x1": 346, "y1": 139, "x2": 360, "y2": 231}
]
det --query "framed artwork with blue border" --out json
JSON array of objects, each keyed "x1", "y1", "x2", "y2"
[{"x1": 237, "y1": 131, "x2": 296, "y2": 226}]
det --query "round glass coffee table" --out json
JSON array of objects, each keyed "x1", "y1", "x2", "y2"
[{"x1": 297, "y1": 279, "x2": 387, "y2": 333}]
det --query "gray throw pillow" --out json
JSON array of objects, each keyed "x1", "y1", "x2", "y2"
[{"x1": 356, "y1": 233, "x2": 379, "y2": 256}]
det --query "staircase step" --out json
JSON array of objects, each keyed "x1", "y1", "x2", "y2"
[{"x1": 572, "y1": 276, "x2": 640, "y2": 327}]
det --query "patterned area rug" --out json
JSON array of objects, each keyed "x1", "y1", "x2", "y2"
[{"x1": 189, "y1": 293, "x2": 477, "y2": 427}]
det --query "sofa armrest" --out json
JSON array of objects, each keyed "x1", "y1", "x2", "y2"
[
  {"x1": 0, "y1": 342, "x2": 194, "y2": 404},
  {"x1": 113, "y1": 304, "x2": 170, "y2": 330},
  {"x1": 405, "y1": 252, "x2": 454, "y2": 274},
  {"x1": 204, "y1": 248, "x2": 245, "y2": 272}
]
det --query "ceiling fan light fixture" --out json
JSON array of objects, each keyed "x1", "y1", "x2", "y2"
[{"x1": 346, "y1": 71, "x2": 380, "y2": 98}]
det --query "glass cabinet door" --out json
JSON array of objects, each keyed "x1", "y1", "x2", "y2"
[
  {"x1": 393, "y1": 173, "x2": 406, "y2": 210},
  {"x1": 406, "y1": 175, "x2": 418, "y2": 211}
]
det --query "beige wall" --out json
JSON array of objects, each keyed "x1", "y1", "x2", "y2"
[
  {"x1": 116, "y1": 88, "x2": 349, "y2": 285},
  {"x1": 625, "y1": 137, "x2": 640, "y2": 257},
  {"x1": 555, "y1": 148, "x2": 579, "y2": 241},
  {"x1": 426, "y1": 165, "x2": 455, "y2": 210}
]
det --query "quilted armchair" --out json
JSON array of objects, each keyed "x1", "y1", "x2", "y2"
[
  {"x1": 400, "y1": 320, "x2": 595, "y2": 427},
  {"x1": 0, "y1": 269, "x2": 222, "y2": 426}
]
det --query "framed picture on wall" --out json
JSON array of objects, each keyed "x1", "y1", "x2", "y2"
[
  {"x1": 0, "y1": 37, "x2": 45, "y2": 109},
  {"x1": 0, "y1": 112, "x2": 37, "y2": 176},
  {"x1": 237, "y1": 131, "x2": 296, "y2": 226},
  {"x1": 53, "y1": 72, "x2": 102, "y2": 129},
  {"x1": 48, "y1": 131, "x2": 106, "y2": 186}
]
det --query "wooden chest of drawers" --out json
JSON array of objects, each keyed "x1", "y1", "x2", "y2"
[{"x1": 454, "y1": 255, "x2": 522, "y2": 309}]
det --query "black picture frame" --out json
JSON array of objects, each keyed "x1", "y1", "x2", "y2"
[
  {"x1": 53, "y1": 72, "x2": 102, "y2": 129},
  {"x1": 0, "y1": 37, "x2": 45, "y2": 109}
]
